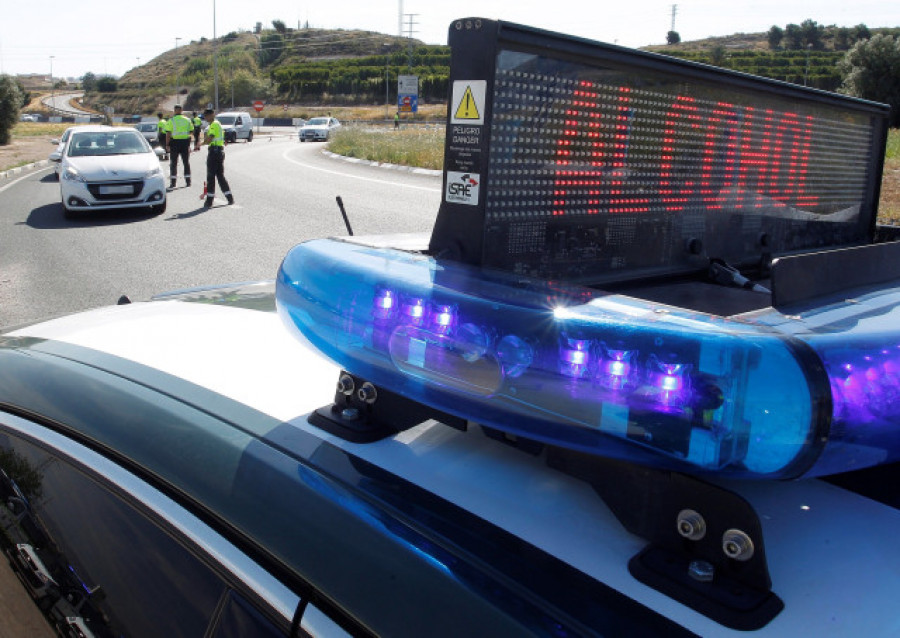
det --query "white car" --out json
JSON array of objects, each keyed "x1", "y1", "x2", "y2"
[
  {"x1": 217, "y1": 111, "x2": 254, "y2": 143},
  {"x1": 298, "y1": 117, "x2": 341, "y2": 142},
  {"x1": 48, "y1": 126, "x2": 77, "y2": 179},
  {"x1": 133, "y1": 121, "x2": 160, "y2": 147},
  {"x1": 58, "y1": 126, "x2": 166, "y2": 219}
]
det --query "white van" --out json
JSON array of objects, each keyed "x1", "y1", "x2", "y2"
[{"x1": 217, "y1": 111, "x2": 253, "y2": 143}]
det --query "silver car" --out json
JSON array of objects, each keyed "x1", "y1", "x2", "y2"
[
  {"x1": 298, "y1": 117, "x2": 341, "y2": 142},
  {"x1": 134, "y1": 121, "x2": 160, "y2": 147}
]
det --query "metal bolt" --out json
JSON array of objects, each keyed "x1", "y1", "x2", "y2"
[
  {"x1": 336, "y1": 375, "x2": 355, "y2": 395},
  {"x1": 676, "y1": 509, "x2": 707, "y2": 541},
  {"x1": 357, "y1": 382, "x2": 378, "y2": 404},
  {"x1": 341, "y1": 408, "x2": 359, "y2": 421},
  {"x1": 722, "y1": 529, "x2": 755, "y2": 561},
  {"x1": 688, "y1": 560, "x2": 715, "y2": 582}
]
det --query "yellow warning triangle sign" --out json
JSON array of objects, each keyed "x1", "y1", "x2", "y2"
[{"x1": 454, "y1": 86, "x2": 481, "y2": 120}]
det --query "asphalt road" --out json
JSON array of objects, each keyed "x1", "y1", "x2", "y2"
[
  {"x1": 41, "y1": 92, "x2": 90, "y2": 115},
  {"x1": 0, "y1": 134, "x2": 442, "y2": 329}
]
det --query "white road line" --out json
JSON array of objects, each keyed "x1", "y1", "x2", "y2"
[
  {"x1": 281, "y1": 147, "x2": 441, "y2": 193},
  {"x1": 0, "y1": 166, "x2": 52, "y2": 195}
]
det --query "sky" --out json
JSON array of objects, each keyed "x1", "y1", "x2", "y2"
[{"x1": 0, "y1": 0, "x2": 896, "y2": 80}]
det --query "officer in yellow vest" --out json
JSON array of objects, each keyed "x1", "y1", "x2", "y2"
[
  {"x1": 166, "y1": 104, "x2": 194, "y2": 188},
  {"x1": 196, "y1": 108, "x2": 234, "y2": 208},
  {"x1": 156, "y1": 112, "x2": 167, "y2": 156},
  {"x1": 191, "y1": 111, "x2": 202, "y2": 145}
]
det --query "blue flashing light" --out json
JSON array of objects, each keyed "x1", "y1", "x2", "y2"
[{"x1": 276, "y1": 239, "x2": 900, "y2": 479}]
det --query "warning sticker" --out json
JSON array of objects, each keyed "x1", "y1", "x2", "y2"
[
  {"x1": 451, "y1": 81, "x2": 486, "y2": 125},
  {"x1": 445, "y1": 171, "x2": 481, "y2": 206}
]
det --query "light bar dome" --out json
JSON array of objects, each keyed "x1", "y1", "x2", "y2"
[{"x1": 276, "y1": 238, "x2": 900, "y2": 480}]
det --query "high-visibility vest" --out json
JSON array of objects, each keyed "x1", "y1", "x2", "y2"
[
  {"x1": 169, "y1": 114, "x2": 193, "y2": 139},
  {"x1": 208, "y1": 120, "x2": 225, "y2": 147},
  {"x1": 157, "y1": 118, "x2": 167, "y2": 133},
  {"x1": 192, "y1": 116, "x2": 202, "y2": 129}
]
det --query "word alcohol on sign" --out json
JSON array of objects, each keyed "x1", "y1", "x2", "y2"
[{"x1": 451, "y1": 80, "x2": 486, "y2": 125}]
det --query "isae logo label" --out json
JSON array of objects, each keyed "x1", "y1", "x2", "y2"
[{"x1": 445, "y1": 172, "x2": 480, "y2": 206}]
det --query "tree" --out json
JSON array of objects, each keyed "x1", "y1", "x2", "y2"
[
  {"x1": 838, "y1": 34, "x2": 900, "y2": 127},
  {"x1": 82, "y1": 71, "x2": 97, "y2": 91},
  {"x1": 785, "y1": 23, "x2": 803, "y2": 50},
  {"x1": 0, "y1": 74, "x2": 23, "y2": 145},
  {"x1": 834, "y1": 27, "x2": 852, "y2": 51},
  {"x1": 800, "y1": 19, "x2": 825, "y2": 50},
  {"x1": 96, "y1": 75, "x2": 118, "y2": 92},
  {"x1": 709, "y1": 44, "x2": 726, "y2": 66},
  {"x1": 767, "y1": 25, "x2": 784, "y2": 50},
  {"x1": 853, "y1": 24, "x2": 872, "y2": 43},
  {"x1": 0, "y1": 448, "x2": 44, "y2": 501},
  {"x1": 272, "y1": 19, "x2": 286, "y2": 34},
  {"x1": 666, "y1": 31, "x2": 681, "y2": 45}
]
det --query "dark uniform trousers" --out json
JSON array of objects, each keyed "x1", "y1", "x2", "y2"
[
  {"x1": 169, "y1": 138, "x2": 192, "y2": 181},
  {"x1": 206, "y1": 147, "x2": 231, "y2": 197}
]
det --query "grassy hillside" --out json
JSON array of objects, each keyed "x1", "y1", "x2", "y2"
[
  {"x1": 83, "y1": 28, "x2": 444, "y2": 115},
  {"x1": 79, "y1": 23, "x2": 899, "y2": 116},
  {"x1": 646, "y1": 27, "x2": 900, "y2": 92}
]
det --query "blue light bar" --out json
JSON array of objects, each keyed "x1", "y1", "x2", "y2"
[{"x1": 276, "y1": 238, "x2": 900, "y2": 479}]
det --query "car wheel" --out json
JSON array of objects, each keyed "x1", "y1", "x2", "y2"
[
  {"x1": 62, "y1": 202, "x2": 75, "y2": 220},
  {"x1": 151, "y1": 200, "x2": 167, "y2": 215},
  {"x1": 247, "y1": 131, "x2": 253, "y2": 142},
  {"x1": 300, "y1": 138, "x2": 306, "y2": 143}
]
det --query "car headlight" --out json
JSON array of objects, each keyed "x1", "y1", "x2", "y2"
[
  {"x1": 144, "y1": 166, "x2": 161, "y2": 178},
  {"x1": 62, "y1": 166, "x2": 86, "y2": 182}
]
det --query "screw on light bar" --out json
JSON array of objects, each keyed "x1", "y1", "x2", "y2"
[{"x1": 276, "y1": 238, "x2": 900, "y2": 479}]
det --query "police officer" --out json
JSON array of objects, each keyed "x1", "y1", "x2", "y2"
[
  {"x1": 156, "y1": 112, "x2": 167, "y2": 152},
  {"x1": 196, "y1": 108, "x2": 234, "y2": 208},
  {"x1": 167, "y1": 104, "x2": 193, "y2": 188},
  {"x1": 191, "y1": 111, "x2": 202, "y2": 146}
]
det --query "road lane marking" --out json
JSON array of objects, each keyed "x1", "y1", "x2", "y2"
[
  {"x1": 281, "y1": 147, "x2": 441, "y2": 193},
  {"x1": 0, "y1": 166, "x2": 52, "y2": 195}
]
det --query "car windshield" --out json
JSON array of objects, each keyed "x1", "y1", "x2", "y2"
[
  {"x1": 136, "y1": 123, "x2": 156, "y2": 132},
  {"x1": 307, "y1": 118, "x2": 329, "y2": 126},
  {"x1": 218, "y1": 116, "x2": 236, "y2": 125},
  {"x1": 61, "y1": 129, "x2": 72, "y2": 143},
  {"x1": 67, "y1": 131, "x2": 149, "y2": 157}
]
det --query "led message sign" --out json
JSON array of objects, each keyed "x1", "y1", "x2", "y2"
[{"x1": 430, "y1": 19, "x2": 890, "y2": 284}]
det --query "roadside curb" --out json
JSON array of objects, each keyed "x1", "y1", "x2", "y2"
[
  {"x1": 0, "y1": 159, "x2": 50, "y2": 180},
  {"x1": 322, "y1": 149, "x2": 441, "y2": 177}
]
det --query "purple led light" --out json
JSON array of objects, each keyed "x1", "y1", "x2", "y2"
[
  {"x1": 373, "y1": 286, "x2": 397, "y2": 321},
  {"x1": 401, "y1": 296, "x2": 428, "y2": 327},
  {"x1": 597, "y1": 342, "x2": 638, "y2": 392},
  {"x1": 827, "y1": 346, "x2": 900, "y2": 422},
  {"x1": 430, "y1": 303, "x2": 457, "y2": 335},
  {"x1": 646, "y1": 354, "x2": 691, "y2": 408},
  {"x1": 559, "y1": 335, "x2": 592, "y2": 378}
]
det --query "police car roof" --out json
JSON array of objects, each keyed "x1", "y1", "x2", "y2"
[{"x1": 3, "y1": 284, "x2": 899, "y2": 636}]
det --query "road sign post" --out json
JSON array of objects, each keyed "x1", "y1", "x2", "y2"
[{"x1": 253, "y1": 100, "x2": 265, "y2": 133}]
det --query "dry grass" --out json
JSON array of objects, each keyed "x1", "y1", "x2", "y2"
[
  {"x1": 256, "y1": 103, "x2": 447, "y2": 122},
  {"x1": 327, "y1": 125, "x2": 445, "y2": 170}
]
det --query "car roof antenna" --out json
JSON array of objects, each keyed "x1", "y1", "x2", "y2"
[{"x1": 335, "y1": 196, "x2": 354, "y2": 236}]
